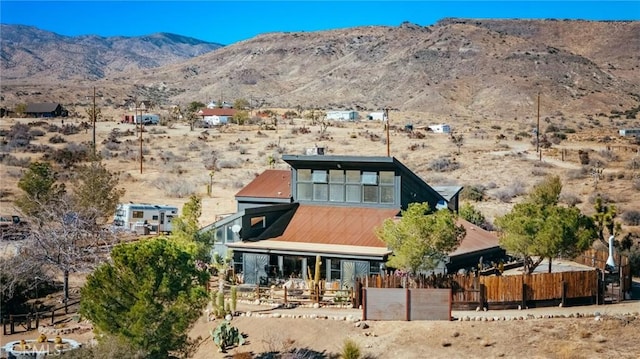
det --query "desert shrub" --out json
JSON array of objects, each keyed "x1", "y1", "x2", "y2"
[
  {"x1": 238, "y1": 146, "x2": 248, "y2": 155},
  {"x1": 148, "y1": 127, "x2": 167, "y2": 134},
  {"x1": 621, "y1": 210, "x2": 640, "y2": 226},
  {"x1": 104, "y1": 141, "x2": 121, "y2": 151},
  {"x1": 427, "y1": 156, "x2": 460, "y2": 172},
  {"x1": 4, "y1": 123, "x2": 32, "y2": 148},
  {"x1": 494, "y1": 181, "x2": 526, "y2": 203},
  {"x1": 43, "y1": 143, "x2": 90, "y2": 168},
  {"x1": 559, "y1": 192, "x2": 582, "y2": 206},
  {"x1": 5, "y1": 168, "x2": 23, "y2": 178},
  {"x1": 48, "y1": 134, "x2": 66, "y2": 144},
  {"x1": 545, "y1": 124, "x2": 560, "y2": 133},
  {"x1": 626, "y1": 157, "x2": 640, "y2": 171},
  {"x1": 460, "y1": 185, "x2": 485, "y2": 202},
  {"x1": 46, "y1": 124, "x2": 60, "y2": 133},
  {"x1": 340, "y1": 338, "x2": 362, "y2": 359},
  {"x1": 578, "y1": 150, "x2": 590, "y2": 165},
  {"x1": 0, "y1": 154, "x2": 30, "y2": 167},
  {"x1": 566, "y1": 167, "x2": 589, "y2": 180},
  {"x1": 587, "y1": 192, "x2": 613, "y2": 205},
  {"x1": 29, "y1": 128, "x2": 46, "y2": 137},
  {"x1": 598, "y1": 150, "x2": 619, "y2": 162},
  {"x1": 100, "y1": 148, "x2": 114, "y2": 159},
  {"x1": 169, "y1": 164, "x2": 187, "y2": 175},
  {"x1": 60, "y1": 124, "x2": 81, "y2": 135},
  {"x1": 531, "y1": 168, "x2": 547, "y2": 176},
  {"x1": 152, "y1": 177, "x2": 196, "y2": 198},
  {"x1": 218, "y1": 159, "x2": 242, "y2": 169}
]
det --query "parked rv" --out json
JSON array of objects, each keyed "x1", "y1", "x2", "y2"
[{"x1": 112, "y1": 203, "x2": 178, "y2": 234}]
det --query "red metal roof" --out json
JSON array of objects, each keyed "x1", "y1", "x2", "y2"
[
  {"x1": 235, "y1": 170, "x2": 292, "y2": 199},
  {"x1": 271, "y1": 205, "x2": 400, "y2": 247},
  {"x1": 198, "y1": 108, "x2": 236, "y2": 116},
  {"x1": 449, "y1": 219, "x2": 500, "y2": 256}
]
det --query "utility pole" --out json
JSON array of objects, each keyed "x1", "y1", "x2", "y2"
[
  {"x1": 92, "y1": 86, "x2": 97, "y2": 156},
  {"x1": 536, "y1": 92, "x2": 540, "y2": 154},
  {"x1": 384, "y1": 107, "x2": 391, "y2": 157},
  {"x1": 139, "y1": 104, "x2": 144, "y2": 174}
]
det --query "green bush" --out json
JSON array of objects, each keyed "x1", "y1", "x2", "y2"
[{"x1": 340, "y1": 338, "x2": 362, "y2": 359}]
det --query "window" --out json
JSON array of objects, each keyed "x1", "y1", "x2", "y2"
[
  {"x1": 152, "y1": 215, "x2": 158, "y2": 220},
  {"x1": 329, "y1": 184, "x2": 344, "y2": 201},
  {"x1": 329, "y1": 259, "x2": 341, "y2": 281},
  {"x1": 313, "y1": 183, "x2": 329, "y2": 201},
  {"x1": 379, "y1": 171, "x2": 394, "y2": 184},
  {"x1": 251, "y1": 216, "x2": 266, "y2": 228},
  {"x1": 346, "y1": 184, "x2": 361, "y2": 202},
  {"x1": 312, "y1": 170, "x2": 328, "y2": 183},
  {"x1": 361, "y1": 171, "x2": 378, "y2": 185},
  {"x1": 363, "y1": 185, "x2": 379, "y2": 203},
  {"x1": 345, "y1": 170, "x2": 360, "y2": 183},
  {"x1": 329, "y1": 170, "x2": 344, "y2": 183},
  {"x1": 297, "y1": 183, "x2": 312, "y2": 200},
  {"x1": 380, "y1": 186, "x2": 395, "y2": 203},
  {"x1": 298, "y1": 169, "x2": 312, "y2": 182},
  {"x1": 132, "y1": 211, "x2": 144, "y2": 219},
  {"x1": 215, "y1": 226, "x2": 224, "y2": 243}
]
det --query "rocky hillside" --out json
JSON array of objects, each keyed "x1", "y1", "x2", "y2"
[
  {"x1": 1, "y1": 19, "x2": 639, "y2": 121},
  {"x1": 0, "y1": 24, "x2": 222, "y2": 81}
]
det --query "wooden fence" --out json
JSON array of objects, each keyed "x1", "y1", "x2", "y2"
[
  {"x1": 360, "y1": 270, "x2": 599, "y2": 309},
  {"x1": 574, "y1": 248, "x2": 631, "y2": 293},
  {"x1": 363, "y1": 288, "x2": 451, "y2": 321},
  {"x1": 2, "y1": 299, "x2": 81, "y2": 335}
]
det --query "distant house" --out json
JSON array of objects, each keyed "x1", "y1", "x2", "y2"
[
  {"x1": 326, "y1": 110, "x2": 359, "y2": 121},
  {"x1": 428, "y1": 124, "x2": 451, "y2": 134},
  {"x1": 367, "y1": 111, "x2": 387, "y2": 121},
  {"x1": 25, "y1": 103, "x2": 67, "y2": 118},
  {"x1": 198, "y1": 108, "x2": 236, "y2": 126},
  {"x1": 202, "y1": 154, "x2": 504, "y2": 288},
  {"x1": 126, "y1": 100, "x2": 153, "y2": 112},
  {"x1": 619, "y1": 128, "x2": 640, "y2": 137}
]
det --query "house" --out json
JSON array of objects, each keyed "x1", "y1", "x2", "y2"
[
  {"x1": 198, "y1": 108, "x2": 236, "y2": 126},
  {"x1": 126, "y1": 100, "x2": 153, "y2": 111},
  {"x1": 428, "y1": 124, "x2": 451, "y2": 134},
  {"x1": 326, "y1": 110, "x2": 359, "y2": 121},
  {"x1": 618, "y1": 128, "x2": 640, "y2": 137},
  {"x1": 25, "y1": 103, "x2": 67, "y2": 118},
  {"x1": 203, "y1": 155, "x2": 503, "y2": 288},
  {"x1": 367, "y1": 111, "x2": 387, "y2": 121}
]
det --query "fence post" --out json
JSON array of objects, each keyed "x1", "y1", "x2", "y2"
[
  {"x1": 362, "y1": 288, "x2": 367, "y2": 321},
  {"x1": 405, "y1": 288, "x2": 410, "y2": 321},
  {"x1": 354, "y1": 279, "x2": 362, "y2": 308},
  {"x1": 521, "y1": 279, "x2": 527, "y2": 309},
  {"x1": 10, "y1": 314, "x2": 15, "y2": 335},
  {"x1": 284, "y1": 286, "x2": 288, "y2": 304},
  {"x1": 561, "y1": 280, "x2": 567, "y2": 307},
  {"x1": 51, "y1": 309, "x2": 55, "y2": 325},
  {"x1": 35, "y1": 312, "x2": 39, "y2": 329}
]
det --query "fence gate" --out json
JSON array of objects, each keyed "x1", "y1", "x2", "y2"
[
  {"x1": 342, "y1": 260, "x2": 369, "y2": 289},
  {"x1": 243, "y1": 253, "x2": 269, "y2": 285}
]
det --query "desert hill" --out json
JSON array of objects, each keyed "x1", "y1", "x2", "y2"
[
  {"x1": 2, "y1": 19, "x2": 639, "y2": 124},
  {"x1": 0, "y1": 24, "x2": 222, "y2": 82}
]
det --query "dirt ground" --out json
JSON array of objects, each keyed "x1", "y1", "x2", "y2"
[{"x1": 1, "y1": 113, "x2": 640, "y2": 358}]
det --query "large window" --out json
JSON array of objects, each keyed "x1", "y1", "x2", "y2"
[
  {"x1": 296, "y1": 169, "x2": 396, "y2": 205},
  {"x1": 132, "y1": 211, "x2": 144, "y2": 219}
]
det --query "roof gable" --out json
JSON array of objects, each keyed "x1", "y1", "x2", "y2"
[
  {"x1": 269, "y1": 205, "x2": 400, "y2": 247},
  {"x1": 26, "y1": 103, "x2": 61, "y2": 113},
  {"x1": 235, "y1": 169, "x2": 292, "y2": 199}
]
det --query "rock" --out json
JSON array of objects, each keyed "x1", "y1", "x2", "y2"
[
  {"x1": 225, "y1": 314, "x2": 233, "y2": 321},
  {"x1": 356, "y1": 321, "x2": 369, "y2": 329},
  {"x1": 271, "y1": 313, "x2": 281, "y2": 318}
]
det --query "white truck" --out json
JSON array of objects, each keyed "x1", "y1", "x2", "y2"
[{"x1": 112, "y1": 203, "x2": 178, "y2": 234}]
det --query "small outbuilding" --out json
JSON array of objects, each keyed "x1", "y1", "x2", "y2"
[{"x1": 25, "y1": 103, "x2": 67, "y2": 118}]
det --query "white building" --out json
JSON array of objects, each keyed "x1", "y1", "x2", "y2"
[
  {"x1": 428, "y1": 124, "x2": 451, "y2": 134},
  {"x1": 367, "y1": 111, "x2": 387, "y2": 121},
  {"x1": 326, "y1": 110, "x2": 359, "y2": 121}
]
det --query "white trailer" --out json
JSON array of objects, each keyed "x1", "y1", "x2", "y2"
[{"x1": 113, "y1": 203, "x2": 178, "y2": 234}]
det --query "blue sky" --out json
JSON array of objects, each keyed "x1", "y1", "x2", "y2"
[{"x1": 1, "y1": 1, "x2": 638, "y2": 45}]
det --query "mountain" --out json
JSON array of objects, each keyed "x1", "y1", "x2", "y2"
[
  {"x1": 1, "y1": 19, "x2": 639, "y2": 120},
  {"x1": 0, "y1": 24, "x2": 223, "y2": 81}
]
